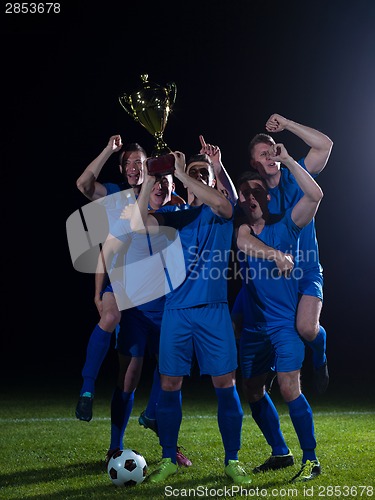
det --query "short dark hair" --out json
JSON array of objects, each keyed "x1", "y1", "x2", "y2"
[
  {"x1": 236, "y1": 170, "x2": 268, "y2": 192},
  {"x1": 248, "y1": 133, "x2": 275, "y2": 161},
  {"x1": 185, "y1": 153, "x2": 213, "y2": 172},
  {"x1": 119, "y1": 142, "x2": 147, "y2": 166}
]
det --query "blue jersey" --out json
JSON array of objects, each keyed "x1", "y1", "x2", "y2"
[
  {"x1": 156, "y1": 203, "x2": 234, "y2": 309},
  {"x1": 238, "y1": 208, "x2": 302, "y2": 330},
  {"x1": 268, "y1": 159, "x2": 322, "y2": 273}
]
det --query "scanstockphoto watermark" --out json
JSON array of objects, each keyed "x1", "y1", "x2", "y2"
[
  {"x1": 187, "y1": 246, "x2": 319, "y2": 267},
  {"x1": 186, "y1": 245, "x2": 317, "y2": 282},
  {"x1": 164, "y1": 485, "x2": 375, "y2": 497},
  {"x1": 164, "y1": 484, "x2": 301, "y2": 497},
  {"x1": 188, "y1": 261, "x2": 304, "y2": 282}
]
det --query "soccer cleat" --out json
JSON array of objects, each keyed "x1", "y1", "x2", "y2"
[
  {"x1": 138, "y1": 410, "x2": 191, "y2": 466},
  {"x1": 290, "y1": 460, "x2": 321, "y2": 482},
  {"x1": 138, "y1": 410, "x2": 159, "y2": 436},
  {"x1": 105, "y1": 447, "x2": 120, "y2": 466},
  {"x1": 225, "y1": 460, "x2": 252, "y2": 485},
  {"x1": 313, "y1": 361, "x2": 329, "y2": 394},
  {"x1": 148, "y1": 458, "x2": 178, "y2": 483},
  {"x1": 176, "y1": 446, "x2": 192, "y2": 467},
  {"x1": 253, "y1": 450, "x2": 294, "y2": 473},
  {"x1": 75, "y1": 393, "x2": 94, "y2": 422}
]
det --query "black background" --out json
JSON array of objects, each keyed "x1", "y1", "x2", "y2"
[{"x1": 2, "y1": 0, "x2": 375, "y2": 391}]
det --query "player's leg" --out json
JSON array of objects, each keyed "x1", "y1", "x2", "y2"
[
  {"x1": 137, "y1": 309, "x2": 193, "y2": 467},
  {"x1": 279, "y1": 371, "x2": 321, "y2": 482},
  {"x1": 106, "y1": 307, "x2": 151, "y2": 462},
  {"x1": 76, "y1": 290, "x2": 120, "y2": 421},
  {"x1": 240, "y1": 332, "x2": 293, "y2": 472},
  {"x1": 148, "y1": 309, "x2": 189, "y2": 483},
  {"x1": 296, "y1": 272, "x2": 329, "y2": 394},
  {"x1": 106, "y1": 354, "x2": 143, "y2": 463},
  {"x1": 195, "y1": 304, "x2": 251, "y2": 485},
  {"x1": 276, "y1": 328, "x2": 321, "y2": 483}
]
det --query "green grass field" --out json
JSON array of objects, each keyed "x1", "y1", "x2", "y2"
[{"x1": 0, "y1": 374, "x2": 374, "y2": 500}]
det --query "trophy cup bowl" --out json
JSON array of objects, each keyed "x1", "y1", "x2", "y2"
[{"x1": 119, "y1": 74, "x2": 177, "y2": 175}]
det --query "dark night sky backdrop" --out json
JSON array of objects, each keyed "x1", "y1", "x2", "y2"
[{"x1": 2, "y1": 1, "x2": 375, "y2": 390}]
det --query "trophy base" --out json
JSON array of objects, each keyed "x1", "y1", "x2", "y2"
[{"x1": 146, "y1": 153, "x2": 175, "y2": 176}]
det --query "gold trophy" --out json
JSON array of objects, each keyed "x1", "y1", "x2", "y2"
[{"x1": 119, "y1": 74, "x2": 177, "y2": 175}]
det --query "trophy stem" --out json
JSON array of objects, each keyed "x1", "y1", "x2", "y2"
[{"x1": 152, "y1": 134, "x2": 171, "y2": 157}]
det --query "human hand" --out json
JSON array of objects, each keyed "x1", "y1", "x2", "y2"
[
  {"x1": 199, "y1": 134, "x2": 221, "y2": 167},
  {"x1": 107, "y1": 134, "x2": 123, "y2": 153},
  {"x1": 274, "y1": 251, "x2": 294, "y2": 277},
  {"x1": 172, "y1": 151, "x2": 186, "y2": 177},
  {"x1": 266, "y1": 143, "x2": 290, "y2": 163},
  {"x1": 120, "y1": 204, "x2": 134, "y2": 220},
  {"x1": 265, "y1": 114, "x2": 289, "y2": 133}
]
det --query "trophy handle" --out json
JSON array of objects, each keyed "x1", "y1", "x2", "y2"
[
  {"x1": 166, "y1": 82, "x2": 177, "y2": 106},
  {"x1": 118, "y1": 95, "x2": 138, "y2": 121}
]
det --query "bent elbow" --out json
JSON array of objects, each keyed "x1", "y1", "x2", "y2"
[
  {"x1": 76, "y1": 178, "x2": 84, "y2": 192},
  {"x1": 313, "y1": 188, "x2": 324, "y2": 204}
]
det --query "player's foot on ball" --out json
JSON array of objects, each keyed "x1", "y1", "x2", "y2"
[
  {"x1": 75, "y1": 392, "x2": 93, "y2": 422},
  {"x1": 105, "y1": 447, "x2": 120, "y2": 466}
]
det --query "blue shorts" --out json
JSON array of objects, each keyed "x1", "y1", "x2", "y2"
[
  {"x1": 115, "y1": 308, "x2": 163, "y2": 357},
  {"x1": 159, "y1": 303, "x2": 237, "y2": 377},
  {"x1": 298, "y1": 268, "x2": 323, "y2": 301},
  {"x1": 239, "y1": 324, "x2": 305, "y2": 378}
]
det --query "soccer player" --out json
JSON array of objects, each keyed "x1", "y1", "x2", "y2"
[
  {"x1": 96, "y1": 173, "x2": 191, "y2": 467},
  {"x1": 75, "y1": 136, "x2": 184, "y2": 421},
  {"x1": 131, "y1": 150, "x2": 252, "y2": 485},
  {"x1": 75, "y1": 136, "x2": 146, "y2": 419},
  {"x1": 235, "y1": 141, "x2": 323, "y2": 482},
  {"x1": 243, "y1": 115, "x2": 333, "y2": 394}
]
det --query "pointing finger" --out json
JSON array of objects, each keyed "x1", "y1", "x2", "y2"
[{"x1": 199, "y1": 135, "x2": 207, "y2": 148}]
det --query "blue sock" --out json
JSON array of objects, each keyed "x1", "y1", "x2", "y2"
[
  {"x1": 215, "y1": 385, "x2": 243, "y2": 465},
  {"x1": 287, "y1": 394, "x2": 317, "y2": 463},
  {"x1": 81, "y1": 325, "x2": 112, "y2": 395},
  {"x1": 305, "y1": 325, "x2": 327, "y2": 369},
  {"x1": 109, "y1": 387, "x2": 134, "y2": 450},
  {"x1": 145, "y1": 367, "x2": 161, "y2": 420},
  {"x1": 156, "y1": 389, "x2": 181, "y2": 464},
  {"x1": 250, "y1": 393, "x2": 289, "y2": 456}
]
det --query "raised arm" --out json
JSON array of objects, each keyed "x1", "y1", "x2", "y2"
[
  {"x1": 174, "y1": 152, "x2": 233, "y2": 219},
  {"x1": 265, "y1": 113, "x2": 333, "y2": 175},
  {"x1": 199, "y1": 135, "x2": 238, "y2": 203},
  {"x1": 76, "y1": 134, "x2": 123, "y2": 200},
  {"x1": 236, "y1": 225, "x2": 294, "y2": 276},
  {"x1": 129, "y1": 174, "x2": 159, "y2": 232},
  {"x1": 267, "y1": 143, "x2": 323, "y2": 228}
]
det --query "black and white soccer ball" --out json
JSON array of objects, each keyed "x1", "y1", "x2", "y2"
[{"x1": 107, "y1": 448, "x2": 147, "y2": 486}]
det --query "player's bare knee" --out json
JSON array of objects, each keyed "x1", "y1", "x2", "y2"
[
  {"x1": 160, "y1": 376, "x2": 182, "y2": 392},
  {"x1": 101, "y1": 310, "x2": 121, "y2": 330},
  {"x1": 278, "y1": 373, "x2": 300, "y2": 402},
  {"x1": 243, "y1": 379, "x2": 264, "y2": 403}
]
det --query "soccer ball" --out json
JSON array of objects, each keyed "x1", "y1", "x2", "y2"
[{"x1": 107, "y1": 448, "x2": 147, "y2": 487}]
